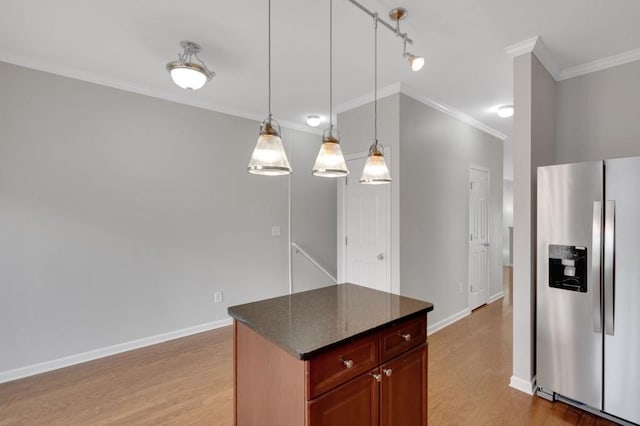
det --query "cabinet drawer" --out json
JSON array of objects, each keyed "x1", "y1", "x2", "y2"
[
  {"x1": 379, "y1": 315, "x2": 426, "y2": 362},
  {"x1": 308, "y1": 333, "x2": 378, "y2": 399}
]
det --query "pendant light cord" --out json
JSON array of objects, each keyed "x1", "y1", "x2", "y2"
[
  {"x1": 373, "y1": 14, "x2": 378, "y2": 145},
  {"x1": 268, "y1": 0, "x2": 272, "y2": 119},
  {"x1": 329, "y1": 0, "x2": 333, "y2": 132}
]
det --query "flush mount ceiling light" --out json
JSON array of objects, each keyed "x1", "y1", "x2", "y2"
[
  {"x1": 313, "y1": 0, "x2": 349, "y2": 178},
  {"x1": 497, "y1": 105, "x2": 515, "y2": 118},
  {"x1": 306, "y1": 115, "x2": 322, "y2": 127},
  {"x1": 247, "y1": 0, "x2": 291, "y2": 176},
  {"x1": 360, "y1": 14, "x2": 391, "y2": 185},
  {"x1": 166, "y1": 41, "x2": 214, "y2": 90}
]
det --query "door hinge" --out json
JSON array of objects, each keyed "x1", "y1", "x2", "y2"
[
  {"x1": 470, "y1": 182, "x2": 473, "y2": 190},
  {"x1": 470, "y1": 233, "x2": 473, "y2": 241},
  {"x1": 345, "y1": 236, "x2": 348, "y2": 245}
]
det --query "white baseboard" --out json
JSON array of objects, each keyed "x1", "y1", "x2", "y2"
[
  {"x1": 509, "y1": 375, "x2": 537, "y2": 395},
  {"x1": 427, "y1": 307, "x2": 471, "y2": 336},
  {"x1": 488, "y1": 291, "x2": 505, "y2": 304},
  {"x1": 0, "y1": 317, "x2": 233, "y2": 385}
]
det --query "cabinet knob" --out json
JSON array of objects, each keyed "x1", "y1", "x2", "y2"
[
  {"x1": 372, "y1": 373, "x2": 382, "y2": 382},
  {"x1": 400, "y1": 333, "x2": 411, "y2": 342},
  {"x1": 383, "y1": 368, "x2": 392, "y2": 377},
  {"x1": 342, "y1": 358, "x2": 354, "y2": 369}
]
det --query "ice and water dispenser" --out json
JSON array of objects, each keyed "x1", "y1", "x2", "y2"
[{"x1": 548, "y1": 245, "x2": 587, "y2": 292}]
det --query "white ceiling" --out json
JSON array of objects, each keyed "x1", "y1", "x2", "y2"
[{"x1": 1, "y1": 0, "x2": 639, "y2": 180}]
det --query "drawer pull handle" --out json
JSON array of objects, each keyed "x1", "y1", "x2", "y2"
[
  {"x1": 400, "y1": 333, "x2": 411, "y2": 342},
  {"x1": 372, "y1": 373, "x2": 382, "y2": 382},
  {"x1": 342, "y1": 359, "x2": 354, "y2": 369},
  {"x1": 383, "y1": 368, "x2": 393, "y2": 377}
]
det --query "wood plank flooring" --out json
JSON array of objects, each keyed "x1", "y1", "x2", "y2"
[{"x1": 0, "y1": 269, "x2": 616, "y2": 425}]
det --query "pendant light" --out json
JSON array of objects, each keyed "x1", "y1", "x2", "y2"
[
  {"x1": 247, "y1": 0, "x2": 292, "y2": 176},
  {"x1": 312, "y1": 0, "x2": 349, "y2": 177},
  {"x1": 360, "y1": 14, "x2": 391, "y2": 184}
]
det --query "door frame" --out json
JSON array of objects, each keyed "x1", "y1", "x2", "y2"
[
  {"x1": 468, "y1": 165, "x2": 491, "y2": 310},
  {"x1": 337, "y1": 149, "x2": 393, "y2": 293}
]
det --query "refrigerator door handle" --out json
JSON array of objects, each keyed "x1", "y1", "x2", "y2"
[
  {"x1": 592, "y1": 201, "x2": 603, "y2": 333},
  {"x1": 604, "y1": 200, "x2": 615, "y2": 336}
]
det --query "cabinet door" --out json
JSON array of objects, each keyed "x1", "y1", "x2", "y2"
[
  {"x1": 380, "y1": 344, "x2": 427, "y2": 426},
  {"x1": 308, "y1": 369, "x2": 379, "y2": 426}
]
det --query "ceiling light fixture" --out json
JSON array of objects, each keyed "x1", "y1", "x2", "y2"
[
  {"x1": 390, "y1": 8, "x2": 424, "y2": 72},
  {"x1": 247, "y1": 0, "x2": 292, "y2": 176},
  {"x1": 306, "y1": 115, "x2": 322, "y2": 127},
  {"x1": 497, "y1": 105, "x2": 514, "y2": 118},
  {"x1": 313, "y1": 0, "x2": 349, "y2": 178},
  {"x1": 347, "y1": 2, "x2": 424, "y2": 72},
  {"x1": 166, "y1": 41, "x2": 214, "y2": 90},
  {"x1": 360, "y1": 14, "x2": 391, "y2": 185}
]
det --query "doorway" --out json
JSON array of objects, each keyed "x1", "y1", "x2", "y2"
[
  {"x1": 338, "y1": 154, "x2": 391, "y2": 292},
  {"x1": 469, "y1": 167, "x2": 490, "y2": 310}
]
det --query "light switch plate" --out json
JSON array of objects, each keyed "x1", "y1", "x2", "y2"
[{"x1": 271, "y1": 226, "x2": 281, "y2": 237}]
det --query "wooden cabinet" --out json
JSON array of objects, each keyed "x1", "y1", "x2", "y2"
[
  {"x1": 380, "y1": 344, "x2": 428, "y2": 426},
  {"x1": 234, "y1": 313, "x2": 428, "y2": 425}
]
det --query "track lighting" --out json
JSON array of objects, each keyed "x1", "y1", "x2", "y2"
[
  {"x1": 345, "y1": 3, "x2": 424, "y2": 72},
  {"x1": 247, "y1": 0, "x2": 292, "y2": 176},
  {"x1": 406, "y1": 52, "x2": 425, "y2": 72},
  {"x1": 313, "y1": 0, "x2": 349, "y2": 178},
  {"x1": 166, "y1": 41, "x2": 214, "y2": 90}
]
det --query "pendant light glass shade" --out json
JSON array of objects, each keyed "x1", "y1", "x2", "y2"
[
  {"x1": 312, "y1": 128, "x2": 349, "y2": 177},
  {"x1": 360, "y1": 143, "x2": 391, "y2": 184},
  {"x1": 248, "y1": 118, "x2": 291, "y2": 176}
]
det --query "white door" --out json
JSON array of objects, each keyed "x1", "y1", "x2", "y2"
[
  {"x1": 344, "y1": 156, "x2": 390, "y2": 292},
  {"x1": 469, "y1": 168, "x2": 489, "y2": 310}
]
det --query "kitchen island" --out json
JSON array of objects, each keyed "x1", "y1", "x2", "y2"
[{"x1": 228, "y1": 283, "x2": 434, "y2": 426}]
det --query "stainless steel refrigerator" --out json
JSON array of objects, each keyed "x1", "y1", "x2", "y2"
[{"x1": 537, "y1": 157, "x2": 640, "y2": 425}]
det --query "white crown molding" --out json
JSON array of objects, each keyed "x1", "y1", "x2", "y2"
[
  {"x1": 0, "y1": 51, "x2": 322, "y2": 137},
  {"x1": 506, "y1": 37, "x2": 640, "y2": 83},
  {"x1": 558, "y1": 47, "x2": 640, "y2": 80},
  {"x1": 505, "y1": 36, "x2": 560, "y2": 80},
  {"x1": 335, "y1": 82, "x2": 507, "y2": 142},
  {"x1": 400, "y1": 83, "x2": 508, "y2": 141},
  {"x1": 0, "y1": 317, "x2": 233, "y2": 384},
  {"x1": 334, "y1": 82, "x2": 403, "y2": 114},
  {"x1": 504, "y1": 36, "x2": 539, "y2": 58}
]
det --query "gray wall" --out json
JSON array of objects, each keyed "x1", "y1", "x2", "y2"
[
  {"x1": 556, "y1": 60, "x2": 640, "y2": 163},
  {"x1": 337, "y1": 93, "x2": 503, "y2": 328},
  {"x1": 289, "y1": 129, "x2": 337, "y2": 280},
  {"x1": 512, "y1": 53, "x2": 557, "y2": 392},
  {"x1": 0, "y1": 61, "x2": 335, "y2": 374},
  {"x1": 399, "y1": 94, "x2": 503, "y2": 327},
  {"x1": 337, "y1": 94, "x2": 401, "y2": 293},
  {"x1": 503, "y1": 179, "x2": 513, "y2": 265}
]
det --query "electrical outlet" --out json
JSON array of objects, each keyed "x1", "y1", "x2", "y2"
[
  {"x1": 458, "y1": 283, "x2": 464, "y2": 294},
  {"x1": 214, "y1": 291, "x2": 223, "y2": 304}
]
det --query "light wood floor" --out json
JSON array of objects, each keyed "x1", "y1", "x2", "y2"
[{"x1": 0, "y1": 268, "x2": 615, "y2": 425}]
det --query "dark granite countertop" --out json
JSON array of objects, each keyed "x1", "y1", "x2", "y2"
[{"x1": 228, "y1": 283, "x2": 434, "y2": 360}]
